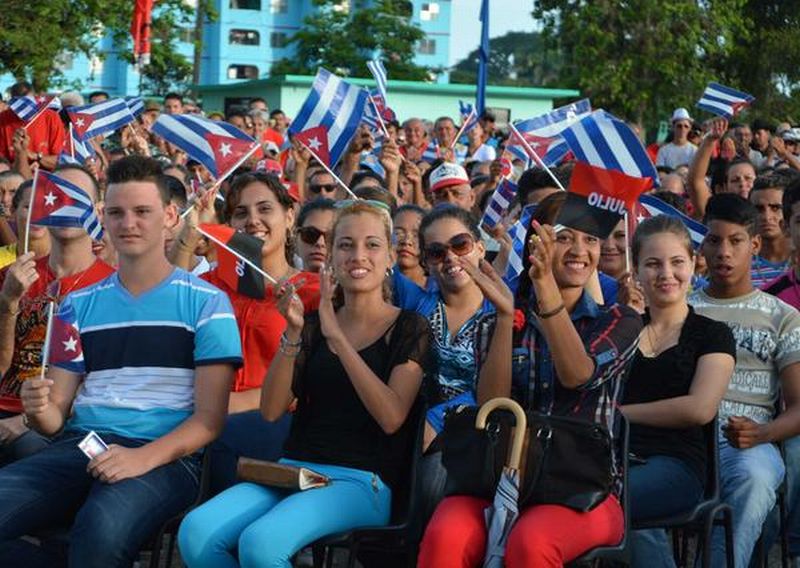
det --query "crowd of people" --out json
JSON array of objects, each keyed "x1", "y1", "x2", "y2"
[{"x1": 0, "y1": 78, "x2": 800, "y2": 568}]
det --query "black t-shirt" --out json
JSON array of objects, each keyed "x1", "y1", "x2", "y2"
[
  {"x1": 624, "y1": 308, "x2": 735, "y2": 484},
  {"x1": 283, "y1": 309, "x2": 430, "y2": 489}
]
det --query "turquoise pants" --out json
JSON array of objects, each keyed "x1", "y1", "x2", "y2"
[{"x1": 178, "y1": 459, "x2": 391, "y2": 568}]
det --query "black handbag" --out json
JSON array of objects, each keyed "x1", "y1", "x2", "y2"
[{"x1": 441, "y1": 399, "x2": 614, "y2": 512}]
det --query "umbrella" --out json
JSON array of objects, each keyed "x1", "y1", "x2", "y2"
[{"x1": 476, "y1": 398, "x2": 528, "y2": 568}]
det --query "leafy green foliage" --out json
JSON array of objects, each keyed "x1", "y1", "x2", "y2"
[
  {"x1": 0, "y1": 0, "x2": 130, "y2": 89},
  {"x1": 271, "y1": 0, "x2": 431, "y2": 81},
  {"x1": 450, "y1": 31, "x2": 563, "y2": 88},
  {"x1": 532, "y1": 0, "x2": 749, "y2": 132}
]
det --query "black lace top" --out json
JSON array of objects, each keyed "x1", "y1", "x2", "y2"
[{"x1": 283, "y1": 310, "x2": 431, "y2": 489}]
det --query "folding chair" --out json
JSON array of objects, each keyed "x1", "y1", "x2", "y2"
[{"x1": 310, "y1": 398, "x2": 427, "y2": 568}]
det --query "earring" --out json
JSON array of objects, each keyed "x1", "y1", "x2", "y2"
[{"x1": 385, "y1": 267, "x2": 394, "y2": 278}]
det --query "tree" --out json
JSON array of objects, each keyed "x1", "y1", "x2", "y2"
[
  {"x1": 450, "y1": 31, "x2": 564, "y2": 88},
  {"x1": 0, "y1": 0, "x2": 130, "y2": 90},
  {"x1": 533, "y1": 0, "x2": 748, "y2": 133},
  {"x1": 717, "y1": 1, "x2": 800, "y2": 123},
  {"x1": 271, "y1": 0, "x2": 431, "y2": 81}
]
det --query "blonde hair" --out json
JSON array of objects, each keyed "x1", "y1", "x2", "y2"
[{"x1": 329, "y1": 201, "x2": 394, "y2": 305}]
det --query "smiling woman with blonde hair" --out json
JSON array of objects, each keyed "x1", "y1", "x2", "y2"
[{"x1": 178, "y1": 201, "x2": 431, "y2": 568}]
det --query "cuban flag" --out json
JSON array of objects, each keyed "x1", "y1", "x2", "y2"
[
  {"x1": 367, "y1": 59, "x2": 388, "y2": 102},
  {"x1": 636, "y1": 194, "x2": 708, "y2": 249},
  {"x1": 288, "y1": 68, "x2": 368, "y2": 168},
  {"x1": 697, "y1": 82, "x2": 755, "y2": 119},
  {"x1": 67, "y1": 98, "x2": 134, "y2": 141},
  {"x1": 124, "y1": 96, "x2": 145, "y2": 117},
  {"x1": 557, "y1": 109, "x2": 658, "y2": 239},
  {"x1": 458, "y1": 100, "x2": 479, "y2": 135},
  {"x1": 48, "y1": 301, "x2": 85, "y2": 374},
  {"x1": 508, "y1": 99, "x2": 592, "y2": 167},
  {"x1": 9, "y1": 95, "x2": 61, "y2": 123},
  {"x1": 30, "y1": 170, "x2": 103, "y2": 239},
  {"x1": 503, "y1": 204, "x2": 537, "y2": 292},
  {"x1": 58, "y1": 126, "x2": 96, "y2": 165},
  {"x1": 362, "y1": 89, "x2": 396, "y2": 137},
  {"x1": 421, "y1": 141, "x2": 440, "y2": 163},
  {"x1": 481, "y1": 179, "x2": 518, "y2": 229},
  {"x1": 152, "y1": 114, "x2": 259, "y2": 180}
]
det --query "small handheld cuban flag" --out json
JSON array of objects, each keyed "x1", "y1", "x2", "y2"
[
  {"x1": 508, "y1": 99, "x2": 592, "y2": 167},
  {"x1": 558, "y1": 109, "x2": 658, "y2": 239},
  {"x1": 697, "y1": 82, "x2": 754, "y2": 120},
  {"x1": 198, "y1": 224, "x2": 271, "y2": 298},
  {"x1": 481, "y1": 179, "x2": 518, "y2": 230},
  {"x1": 503, "y1": 204, "x2": 537, "y2": 292},
  {"x1": 367, "y1": 59, "x2": 388, "y2": 102},
  {"x1": 124, "y1": 96, "x2": 145, "y2": 117},
  {"x1": 460, "y1": 101, "x2": 478, "y2": 132},
  {"x1": 288, "y1": 68, "x2": 368, "y2": 168},
  {"x1": 636, "y1": 194, "x2": 708, "y2": 249},
  {"x1": 30, "y1": 170, "x2": 103, "y2": 239},
  {"x1": 58, "y1": 126, "x2": 96, "y2": 165},
  {"x1": 152, "y1": 114, "x2": 259, "y2": 180},
  {"x1": 67, "y1": 98, "x2": 134, "y2": 141},
  {"x1": 10, "y1": 95, "x2": 61, "y2": 123},
  {"x1": 47, "y1": 301, "x2": 85, "y2": 374}
]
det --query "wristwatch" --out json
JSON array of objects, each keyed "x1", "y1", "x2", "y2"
[{"x1": 35, "y1": 152, "x2": 43, "y2": 163}]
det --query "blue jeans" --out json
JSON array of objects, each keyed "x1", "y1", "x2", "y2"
[
  {"x1": 209, "y1": 410, "x2": 292, "y2": 495},
  {"x1": 178, "y1": 459, "x2": 391, "y2": 568},
  {"x1": 712, "y1": 438, "x2": 785, "y2": 568},
  {"x1": 0, "y1": 410, "x2": 50, "y2": 465},
  {"x1": 762, "y1": 435, "x2": 800, "y2": 558},
  {"x1": 0, "y1": 431, "x2": 200, "y2": 568},
  {"x1": 628, "y1": 456, "x2": 704, "y2": 568}
]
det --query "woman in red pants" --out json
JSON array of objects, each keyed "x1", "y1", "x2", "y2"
[{"x1": 418, "y1": 192, "x2": 643, "y2": 567}]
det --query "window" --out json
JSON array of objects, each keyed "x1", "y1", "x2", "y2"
[
  {"x1": 270, "y1": 32, "x2": 288, "y2": 48},
  {"x1": 418, "y1": 38, "x2": 436, "y2": 55},
  {"x1": 421, "y1": 2, "x2": 440, "y2": 21},
  {"x1": 230, "y1": 0, "x2": 261, "y2": 9},
  {"x1": 228, "y1": 65, "x2": 259, "y2": 80},
  {"x1": 270, "y1": 0, "x2": 288, "y2": 13},
  {"x1": 229, "y1": 29, "x2": 260, "y2": 46}
]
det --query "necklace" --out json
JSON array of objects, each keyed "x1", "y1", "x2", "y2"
[
  {"x1": 641, "y1": 319, "x2": 685, "y2": 358},
  {"x1": 46, "y1": 263, "x2": 93, "y2": 305}
]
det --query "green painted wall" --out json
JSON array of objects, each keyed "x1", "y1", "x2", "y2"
[{"x1": 197, "y1": 75, "x2": 580, "y2": 124}]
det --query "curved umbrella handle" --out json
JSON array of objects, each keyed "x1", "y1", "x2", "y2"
[{"x1": 475, "y1": 397, "x2": 527, "y2": 470}]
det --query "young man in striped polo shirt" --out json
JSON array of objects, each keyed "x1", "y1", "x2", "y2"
[{"x1": 0, "y1": 155, "x2": 242, "y2": 568}]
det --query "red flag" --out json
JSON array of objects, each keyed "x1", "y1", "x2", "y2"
[
  {"x1": 198, "y1": 224, "x2": 266, "y2": 299},
  {"x1": 131, "y1": 0, "x2": 154, "y2": 66},
  {"x1": 294, "y1": 126, "x2": 331, "y2": 166}
]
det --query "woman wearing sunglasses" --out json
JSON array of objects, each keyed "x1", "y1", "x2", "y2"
[
  {"x1": 392, "y1": 205, "x2": 513, "y2": 519},
  {"x1": 174, "y1": 173, "x2": 320, "y2": 494},
  {"x1": 294, "y1": 199, "x2": 336, "y2": 273},
  {"x1": 419, "y1": 198, "x2": 642, "y2": 567},
  {"x1": 179, "y1": 201, "x2": 429, "y2": 567}
]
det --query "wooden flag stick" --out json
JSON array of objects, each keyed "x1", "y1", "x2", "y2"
[
  {"x1": 23, "y1": 169, "x2": 41, "y2": 255},
  {"x1": 507, "y1": 122, "x2": 566, "y2": 192},
  {"x1": 450, "y1": 107, "x2": 477, "y2": 149},
  {"x1": 196, "y1": 226, "x2": 277, "y2": 285},
  {"x1": 297, "y1": 140, "x2": 359, "y2": 200},
  {"x1": 39, "y1": 301, "x2": 56, "y2": 380}
]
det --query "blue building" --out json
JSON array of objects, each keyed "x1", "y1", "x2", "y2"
[{"x1": 0, "y1": 1, "x2": 453, "y2": 97}]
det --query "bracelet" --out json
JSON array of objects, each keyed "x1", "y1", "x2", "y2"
[
  {"x1": 280, "y1": 331, "x2": 302, "y2": 348},
  {"x1": 279, "y1": 344, "x2": 301, "y2": 357},
  {"x1": 536, "y1": 303, "x2": 565, "y2": 320}
]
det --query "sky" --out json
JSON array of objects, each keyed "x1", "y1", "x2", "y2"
[{"x1": 448, "y1": 1, "x2": 538, "y2": 66}]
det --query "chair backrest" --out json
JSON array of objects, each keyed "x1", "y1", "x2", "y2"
[
  {"x1": 703, "y1": 416, "x2": 721, "y2": 501},
  {"x1": 388, "y1": 397, "x2": 427, "y2": 526}
]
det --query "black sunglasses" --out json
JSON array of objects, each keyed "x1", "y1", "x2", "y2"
[
  {"x1": 309, "y1": 183, "x2": 337, "y2": 194},
  {"x1": 297, "y1": 226, "x2": 327, "y2": 245},
  {"x1": 424, "y1": 232, "x2": 475, "y2": 263}
]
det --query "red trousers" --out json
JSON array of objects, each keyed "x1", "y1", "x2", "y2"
[{"x1": 418, "y1": 494, "x2": 623, "y2": 568}]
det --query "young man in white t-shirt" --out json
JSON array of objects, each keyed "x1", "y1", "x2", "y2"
[{"x1": 689, "y1": 193, "x2": 800, "y2": 567}]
